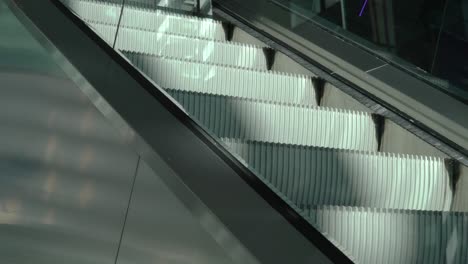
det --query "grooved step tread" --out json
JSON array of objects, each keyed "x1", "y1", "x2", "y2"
[
  {"x1": 168, "y1": 89, "x2": 378, "y2": 152},
  {"x1": 223, "y1": 139, "x2": 452, "y2": 211},
  {"x1": 61, "y1": 0, "x2": 225, "y2": 40},
  {"x1": 125, "y1": 51, "x2": 317, "y2": 106},
  {"x1": 87, "y1": 21, "x2": 268, "y2": 70},
  {"x1": 302, "y1": 205, "x2": 468, "y2": 264}
]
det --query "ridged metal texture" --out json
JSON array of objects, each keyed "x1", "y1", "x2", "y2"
[
  {"x1": 62, "y1": 0, "x2": 225, "y2": 40},
  {"x1": 94, "y1": 0, "x2": 191, "y2": 10},
  {"x1": 60, "y1": 0, "x2": 122, "y2": 25},
  {"x1": 168, "y1": 90, "x2": 377, "y2": 151},
  {"x1": 223, "y1": 139, "x2": 452, "y2": 211},
  {"x1": 57, "y1": 2, "x2": 467, "y2": 262},
  {"x1": 120, "y1": 5, "x2": 224, "y2": 40},
  {"x1": 125, "y1": 52, "x2": 317, "y2": 106},
  {"x1": 87, "y1": 22, "x2": 267, "y2": 70},
  {"x1": 303, "y1": 206, "x2": 468, "y2": 264}
]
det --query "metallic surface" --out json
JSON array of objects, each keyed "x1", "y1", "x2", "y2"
[
  {"x1": 11, "y1": 0, "x2": 340, "y2": 262},
  {"x1": 87, "y1": 21, "x2": 267, "y2": 70},
  {"x1": 52, "y1": 1, "x2": 467, "y2": 263},
  {"x1": 213, "y1": 4, "x2": 468, "y2": 166},
  {"x1": 169, "y1": 90, "x2": 377, "y2": 151},
  {"x1": 224, "y1": 139, "x2": 452, "y2": 211},
  {"x1": 303, "y1": 205, "x2": 468, "y2": 264},
  {"x1": 0, "y1": 2, "x2": 246, "y2": 263},
  {"x1": 0, "y1": 2, "x2": 138, "y2": 262},
  {"x1": 116, "y1": 160, "x2": 235, "y2": 264},
  {"x1": 125, "y1": 51, "x2": 316, "y2": 106},
  {"x1": 63, "y1": 0, "x2": 225, "y2": 40},
  {"x1": 113, "y1": 25, "x2": 267, "y2": 70}
]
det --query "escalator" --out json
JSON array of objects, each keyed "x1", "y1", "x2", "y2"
[{"x1": 2, "y1": 0, "x2": 468, "y2": 263}]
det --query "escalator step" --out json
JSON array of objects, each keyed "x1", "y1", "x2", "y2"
[
  {"x1": 60, "y1": 0, "x2": 122, "y2": 26},
  {"x1": 168, "y1": 89, "x2": 378, "y2": 152},
  {"x1": 121, "y1": 4, "x2": 224, "y2": 40},
  {"x1": 223, "y1": 139, "x2": 452, "y2": 211},
  {"x1": 88, "y1": 22, "x2": 267, "y2": 70},
  {"x1": 302, "y1": 205, "x2": 468, "y2": 264},
  {"x1": 62, "y1": 0, "x2": 225, "y2": 40},
  {"x1": 125, "y1": 51, "x2": 317, "y2": 106}
]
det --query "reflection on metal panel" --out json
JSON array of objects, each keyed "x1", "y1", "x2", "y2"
[
  {"x1": 116, "y1": 159, "x2": 235, "y2": 264},
  {"x1": 0, "y1": 7, "x2": 139, "y2": 260},
  {"x1": 0, "y1": 72, "x2": 139, "y2": 263},
  {"x1": 0, "y1": 2, "x2": 137, "y2": 264}
]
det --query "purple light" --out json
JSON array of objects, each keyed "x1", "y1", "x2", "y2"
[{"x1": 359, "y1": 0, "x2": 368, "y2": 16}]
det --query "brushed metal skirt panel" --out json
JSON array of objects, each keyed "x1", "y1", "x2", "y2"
[
  {"x1": 116, "y1": 160, "x2": 235, "y2": 264},
  {"x1": 0, "y1": 71, "x2": 139, "y2": 264}
]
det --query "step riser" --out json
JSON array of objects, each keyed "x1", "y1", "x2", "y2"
[
  {"x1": 224, "y1": 140, "x2": 452, "y2": 211},
  {"x1": 304, "y1": 206, "x2": 468, "y2": 264},
  {"x1": 169, "y1": 90, "x2": 378, "y2": 151},
  {"x1": 125, "y1": 52, "x2": 317, "y2": 106}
]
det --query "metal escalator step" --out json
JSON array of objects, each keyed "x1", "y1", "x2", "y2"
[
  {"x1": 168, "y1": 90, "x2": 378, "y2": 151},
  {"x1": 60, "y1": 0, "x2": 122, "y2": 26},
  {"x1": 61, "y1": 0, "x2": 225, "y2": 40},
  {"x1": 222, "y1": 139, "x2": 452, "y2": 211},
  {"x1": 302, "y1": 205, "x2": 468, "y2": 264},
  {"x1": 123, "y1": 0, "x2": 190, "y2": 10},
  {"x1": 124, "y1": 51, "x2": 317, "y2": 106},
  {"x1": 87, "y1": 22, "x2": 267, "y2": 70},
  {"x1": 120, "y1": 6, "x2": 224, "y2": 40}
]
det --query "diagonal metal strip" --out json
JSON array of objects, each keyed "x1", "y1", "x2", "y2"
[
  {"x1": 168, "y1": 90, "x2": 377, "y2": 151},
  {"x1": 61, "y1": 0, "x2": 225, "y2": 40},
  {"x1": 222, "y1": 139, "x2": 452, "y2": 211},
  {"x1": 302, "y1": 205, "x2": 468, "y2": 264},
  {"x1": 87, "y1": 22, "x2": 268, "y2": 70},
  {"x1": 85, "y1": 19, "x2": 117, "y2": 44},
  {"x1": 124, "y1": 51, "x2": 317, "y2": 106}
]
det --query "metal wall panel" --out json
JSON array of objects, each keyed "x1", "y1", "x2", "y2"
[
  {"x1": 105, "y1": 24, "x2": 267, "y2": 70},
  {"x1": 0, "y1": 6, "x2": 138, "y2": 262},
  {"x1": 116, "y1": 160, "x2": 235, "y2": 264},
  {"x1": 0, "y1": 71, "x2": 139, "y2": 264}
]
